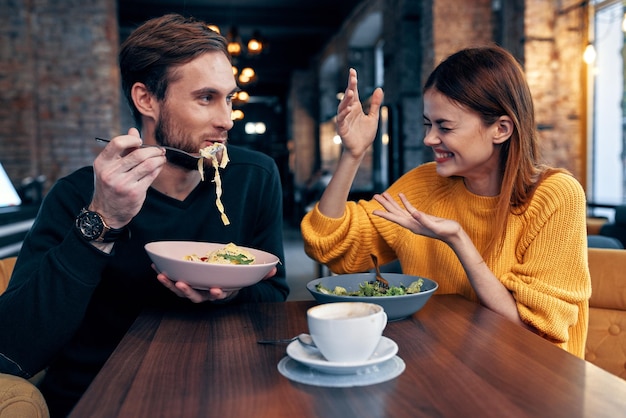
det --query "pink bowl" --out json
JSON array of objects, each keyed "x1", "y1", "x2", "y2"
[{"x1": 145, "y1": 241, "x2": 279, "y2": 290}]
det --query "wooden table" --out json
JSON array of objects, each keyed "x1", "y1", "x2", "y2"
[{"x1": 69, "y1": 295, "x2": 626, "y2": 418}]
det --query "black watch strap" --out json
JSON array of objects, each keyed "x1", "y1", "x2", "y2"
[{"x1": 98, "y1": 223, "x2": 130, "y2": 243}]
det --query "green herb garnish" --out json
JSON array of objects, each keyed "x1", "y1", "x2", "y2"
[
  {"x1": 222, "y1": 253, "x2": 255, "y2": 265},
  {"x1": 316, "y1": 278, "x2": 423, "y2": 297}
]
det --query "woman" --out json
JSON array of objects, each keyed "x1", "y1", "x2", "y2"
[{"x1": 301, "y1": 45, "x2": 591, "y2": 358}]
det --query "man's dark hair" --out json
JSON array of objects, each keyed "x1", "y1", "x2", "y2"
[{"x1": 119, "y1": 14, "x2": 230, "y2": 128}]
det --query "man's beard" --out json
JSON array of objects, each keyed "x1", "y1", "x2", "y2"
[{"x1": 154, "y1": 108, "x2": 201, "y2": 171}]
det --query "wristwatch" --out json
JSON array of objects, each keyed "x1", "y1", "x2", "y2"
[{"x1": 75, "y1": 208, "x2": 128, "y2": 243}]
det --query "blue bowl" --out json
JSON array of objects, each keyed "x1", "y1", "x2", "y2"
[{"x1": 307, "y1": 273, "x2": 439, "y2": 321}]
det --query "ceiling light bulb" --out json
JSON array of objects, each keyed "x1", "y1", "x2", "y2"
[
  {"x1": 227, "y1": 26, "x2": 242, "y2": 56},
  {"x1": 248, "y1": 39, "x2": 262, "y2": 54},
  {"x1": 231, "y1": 109, "x2": 244, "y2": 121},
  {"x1": 245, "y1": 122, "x2": 256, "y2": 134},
  {"x1": 583, "y1": 43, "x2": 596, "y2": 64},
  {"x1": 237, "y1": 91, "x2": 250, "y2": 102},
  {"x1": 247, "y1": 30, "x2": 263, "y2": 55},
  {"x1": 241, "y1": 67, "x2": 255, "y2": 78},
  {"x1": 228, "y1": 41, "x2": 242, "y2": 56},
  {"x1": 255, "y1": 122, "x2": 266, "y2": 134}
]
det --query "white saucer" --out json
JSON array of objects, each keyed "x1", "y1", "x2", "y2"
[
  {"x1": 286, "y1": 336, "x2": 398, "y2": 375},
  {"x1": 278, "y1": 356, "x2": 405, "y2": 387}
]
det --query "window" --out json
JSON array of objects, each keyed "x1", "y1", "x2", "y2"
[{"x1": 589, "y1": 1, "x2": 625, "y2": 218}]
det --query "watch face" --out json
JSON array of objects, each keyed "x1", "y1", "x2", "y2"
[{"x1": 77, "y1": 211, "x2": 104, "y2": 240}]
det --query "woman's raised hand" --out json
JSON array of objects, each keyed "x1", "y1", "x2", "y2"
[
  {"x1": 337, "y1": 68, "x2": 384, "y2": 158},
  {"x1": 315, "y1": 69, "x2": 385, "y2": 218}
]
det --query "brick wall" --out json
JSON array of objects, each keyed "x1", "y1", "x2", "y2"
[
  {"x1": 433, "y1": 0, "x2": 493, "y2": 63},
  {"x1": 524, "y1": 0, "x2": 587, "y2": 177},
  {"x1": 0, "y1": 0, "x2": 120, "y2": 194},
  {"x1": 0, "y1": 0, "x2": 37, "y2": 186}
]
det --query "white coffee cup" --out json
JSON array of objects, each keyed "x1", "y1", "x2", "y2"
[{"x1": 307, "y1": 302, "x2": 387, "y2": 363}]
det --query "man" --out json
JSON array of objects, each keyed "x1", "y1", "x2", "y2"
[{"x1": 0, "y1": 14, "x2": 288, "y2": 416}]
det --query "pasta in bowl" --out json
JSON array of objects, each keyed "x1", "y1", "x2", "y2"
[{"x1": 145, "y1": 241, "x2": 280, "y2": 290}]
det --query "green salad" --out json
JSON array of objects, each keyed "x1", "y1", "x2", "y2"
[{"x1": 316, "y1": 278, "x2": 424, "y2": 297}]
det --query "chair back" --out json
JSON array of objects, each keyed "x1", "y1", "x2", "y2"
[
  {"x1": 585, "y1": 248, "x2": 626, "y2": 379},
  {"x1": 587, "y1": 235, "x2": 624, "y2": 249},
  {"x1": 0, "y1": 256, "x2": 16, "y2": 293},
  {"x1": 0, "y1": 256, "x2": 50, "y2": 417},
  {"x1": 599, "y1": 204, "x2": 626, "y2": 248}
]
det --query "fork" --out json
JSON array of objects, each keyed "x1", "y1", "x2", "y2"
[
  {"x1": 371, "y1": 254, "x2": 390, "y2": 289},
  {"x1": 94, "y1": 137, "x2": 222, "y2": 159},
  {"x1": 257, "y1": 333, "x2": 316, "y2": 347}
]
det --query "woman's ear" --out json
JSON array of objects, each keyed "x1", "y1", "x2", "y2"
[
  {"x1": 131, "y1": 82, "x2": 158, "y2": 121},
  {"x1": 493, "y1": 115, "x2": 513, "y2": 144}
]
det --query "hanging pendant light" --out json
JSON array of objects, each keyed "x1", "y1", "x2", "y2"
[
  {"x1": 238, "y1": 67, "x2": 256, "y2": 85},
  {"x1": 226, "y1": 26, "x2": 243, "y2": 56},
  {"x1": 247, "y1": 30, "x2": 263, "y2": 55},
  {"x1": 220, "y1": 26, "x2": 265, "y2": 86}
]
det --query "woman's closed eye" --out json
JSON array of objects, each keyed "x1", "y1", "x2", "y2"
[{"x1": 424, "y1": 122, "x2": 452, "y2": 134}]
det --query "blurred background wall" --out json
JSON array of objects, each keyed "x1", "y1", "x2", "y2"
[{"x1": 0, "y1": 0, "x2": 595, "y2": 224}]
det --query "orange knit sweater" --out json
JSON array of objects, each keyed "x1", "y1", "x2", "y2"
[{"x1": 301, "y1": 162, "x2": 592, "y2": 358}]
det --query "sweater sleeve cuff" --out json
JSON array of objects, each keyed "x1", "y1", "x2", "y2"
[
  {"x1": 305, "y1": 203, "x2": 348, "y2": 236},
  {"x1": 54, "y1": 227, "x2": 114, "y2": 287}
]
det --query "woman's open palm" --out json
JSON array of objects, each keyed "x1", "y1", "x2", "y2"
[{"x1": 372, "y1": 192, "x2": 462, "y2": 243}]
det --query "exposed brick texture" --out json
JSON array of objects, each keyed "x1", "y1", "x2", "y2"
[
  {"x1": 0, "y1": 0, "x2": 120, "y2": 193},
  {"x1": 433, "y1": 0, "x2": 493, "y2": 63},
  {"x1": 524, "y1": 0, "x2": 587, "y2": 176}
]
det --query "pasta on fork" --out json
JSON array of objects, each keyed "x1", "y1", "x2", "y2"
[{"x1": 198, "y1": 144, "x2": 230, "y2": 225}]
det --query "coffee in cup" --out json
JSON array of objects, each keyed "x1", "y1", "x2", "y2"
[{"x1": 307, "y1": 302, "x2": 387, "y2": 363}]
